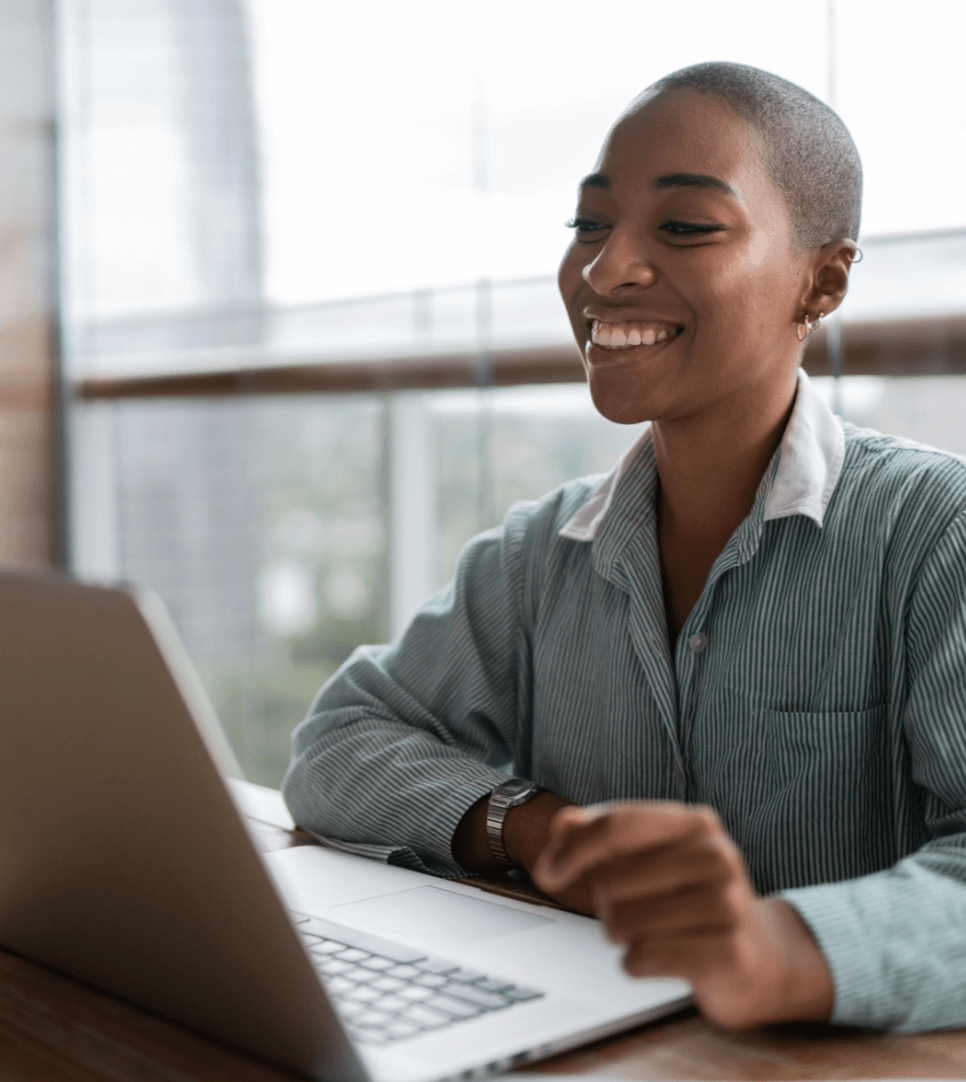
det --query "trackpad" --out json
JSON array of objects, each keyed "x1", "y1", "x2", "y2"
[{"x1": 331, "y1": 886, "x2": 554, "y2": 946}]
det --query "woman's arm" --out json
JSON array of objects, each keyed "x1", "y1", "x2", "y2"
[{"x1": 282, "y1": 489, "x2": 573, "y2": 877}]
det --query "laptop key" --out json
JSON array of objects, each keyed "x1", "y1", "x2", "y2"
[
  {"x1": 345, "y1": 985, "x2": 381, "y2": 1003},
  {"x1": 326, "y1": 976, "x2": 355, "y2": 994},
  {"x1": 386, "y1": 963, "x2": 420, "y2": 978},
  {"x1": 413, "y1": 972, "x2": 448, "y2": 988},
  {"x1": 318, "y1": 959, "x2": 353, "y2": 975},
  {"x1": 371, "y1": 976, "x2": 405, "y2": 993},
  {"x1": 398, "y1": 985, "x2": 433, "y2": 1002},
  {"x1": 474, "y1": 977, "x2": 514, "y2": 993},
  {"x1": 424, "y1": 994, "x2": 484, "y2": 1019},
  {"x1": 446, "y1": 967, "x2": 488, "y2": 983},
  {"x1": 358, "y1": 956, "x2": 395, "y2": 971},
  {"x1": 343, "y1": 966, "x2": 377, "y2": 984},
  {"x1": 305, "y1": 939, "x2": 344, "y2": 956},
  {"x1": 400, "y1": 1004, "x2": 451, "y2": 1029},
  {"x1": 505, "y1": 985, "x2": 544, "y2": 1002},
  {"x1": 417, "y1": 958, "x2": 458, "y2": 974},
  {"x1": 377, "y1": 994, "x2": 410, "y2": 1013},
  {"x1": 335, "y1": 948, "x2": 370, "y2": 963},
  {"x1": 443, "y1": 983, "x2": 510, "y2": 1009}
]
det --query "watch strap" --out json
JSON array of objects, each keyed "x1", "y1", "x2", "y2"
[{"x1": 485, "y1": 779, "x2": 541, "y2": 869}]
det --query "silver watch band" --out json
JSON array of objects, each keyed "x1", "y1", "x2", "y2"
[{"x1": 485, "y1": 779, "x2": 541, "y2": 869}]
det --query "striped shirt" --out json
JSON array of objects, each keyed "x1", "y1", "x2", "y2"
[{"x1": 284, "y1": 368, "x2": 966, "y2": 1033}]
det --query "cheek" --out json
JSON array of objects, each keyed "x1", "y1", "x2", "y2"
[{"x1": 694, "y1": 248, "x2": 794, "y2": 338}]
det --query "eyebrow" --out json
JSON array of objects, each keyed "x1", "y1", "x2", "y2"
[
  {"x1": 578, "y1": 171, "x2": 738, "y2": 197},
  {"x1": 652, "y1": 173, "x2": 737, "y2": 197},
  {"x1": 579, "y1": 172, "x2": 610, "y2": 190}
]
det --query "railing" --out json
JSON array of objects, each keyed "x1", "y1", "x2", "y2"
[{"x1": 69, "y1": 228, "x2": 966, "y2": 401}]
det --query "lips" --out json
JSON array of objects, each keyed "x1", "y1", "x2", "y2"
[{"x1": 589, "y1": 319, "x2": 684, "y2": 351}]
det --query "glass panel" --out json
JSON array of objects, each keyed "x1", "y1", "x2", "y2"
[
  {"x1": 813, "y1": 376, "x2": 966, "y2": 457},
  {"x1": 111, "y1": 395, "x2": 388, "y2": 785},
  {"x1": 433, "y1": 385, "x2": 646, "y2": 586}
]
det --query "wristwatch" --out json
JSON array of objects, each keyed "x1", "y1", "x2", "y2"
[{"x1": 486, "y1": 778, "x2": 542, "y2": 869}]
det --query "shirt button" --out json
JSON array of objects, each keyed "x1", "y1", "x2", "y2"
[{"x1": 688, "y1": 632, "x2": 708, "y2": 654}]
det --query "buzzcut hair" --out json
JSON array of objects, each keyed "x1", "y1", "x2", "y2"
[{"x1": 643, "y1": 62, "x2": 862, "y2": 249}]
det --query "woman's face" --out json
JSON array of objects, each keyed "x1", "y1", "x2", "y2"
[{"x1": 558, "y1": 90, "x2": 813, "y2": 426}]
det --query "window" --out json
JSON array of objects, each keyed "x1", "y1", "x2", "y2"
[{"x1": 62, "y1": 0, "x2": 966, "y2": 783}]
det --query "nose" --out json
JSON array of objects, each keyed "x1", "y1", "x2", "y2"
[{"x1": 581, "y1": 227, "x2": 657, "y2": 294}]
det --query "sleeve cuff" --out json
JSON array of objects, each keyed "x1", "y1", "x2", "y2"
[
  {"x1": 306, "y1": 769, "x2": 511, "y2": 880},
  {"x1": 781, "y1": 857, "x2": 966, "y2": 1032}
]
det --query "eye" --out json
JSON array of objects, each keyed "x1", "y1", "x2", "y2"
[
  {"x1": 659, "y1": 220, "x2": 724, "y2": 237},
  {"x1": 566, "y1": 216, "x2": 608, "y2": 240}
]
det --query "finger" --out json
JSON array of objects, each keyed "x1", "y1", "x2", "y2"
[
  {"x1": 621, "y1": 928, "x2": 736, "y2": 981},
  {"x1": 603, "y1": 881, "x2": 744, "y2": 944},
  {"x1": 535, "y1": 802, "x2": 718, "y2": 892},
  {"x1": 589, "y1": 829, "x2": 746, "y2": 914}
]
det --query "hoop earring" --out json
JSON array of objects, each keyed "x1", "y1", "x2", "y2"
[
  {"x1": 797, "y1": 312, "x2": 824, "y2": 341},
  {"x1": 851, "y1": 247, "x2": 863, "y2": 264}
]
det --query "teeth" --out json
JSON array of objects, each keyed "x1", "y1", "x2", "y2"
[{"x1": 590, "y1": 320, "x2": 680, "y2": 350}]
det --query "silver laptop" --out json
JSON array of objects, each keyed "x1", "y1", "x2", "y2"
[{"x1": 0, "y1": 570, "x2": 691, "y2": 1082}]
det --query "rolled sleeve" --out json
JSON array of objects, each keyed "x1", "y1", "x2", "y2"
[
  {"x1": 283, "y1": 501, "x2": 537, "y2": 878},
  {"x1": 783, "y1": 849, "x2": 966, "y2": 1031}
]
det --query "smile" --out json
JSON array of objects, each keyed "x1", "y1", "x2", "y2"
[{"x1": 589, "y1": 320, "x2": 684, "y2": 350}]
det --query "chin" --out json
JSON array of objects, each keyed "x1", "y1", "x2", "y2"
[
  {"x1": 587, "y1": 374, "x2": 659, "y2": 426},
  {"x1": 588, "y1": 390, "x2": 655, "y2": 426}
]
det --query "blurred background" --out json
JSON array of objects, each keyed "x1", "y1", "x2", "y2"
[{"x1": 3, "y1": 0, "x2": 965, "y2": 784}]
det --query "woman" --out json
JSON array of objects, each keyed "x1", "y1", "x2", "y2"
[{"x1": 284, "y1": 63, "x2": 966, "y2": 1033}]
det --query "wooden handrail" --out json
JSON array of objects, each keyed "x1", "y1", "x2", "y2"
[{"x1": 73, "y1": 313, "x2": 966, "y2": 401}]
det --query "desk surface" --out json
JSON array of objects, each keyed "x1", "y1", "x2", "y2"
[{"x1": 1, "y1": 779, "x2": 964, "y2": 1082}]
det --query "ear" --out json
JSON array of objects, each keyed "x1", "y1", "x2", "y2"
[{"x1": 801, "y1": 240, "x2": 858, "y2": 319}]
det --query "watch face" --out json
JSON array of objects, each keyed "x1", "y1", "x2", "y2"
[{"x1": 501, "y1": 779, "x2": 534, "y2": 799}]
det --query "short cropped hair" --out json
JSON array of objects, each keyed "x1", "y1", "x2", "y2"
[{"x1": 643, "y1": 62, "x2": 862, "y2": 249}]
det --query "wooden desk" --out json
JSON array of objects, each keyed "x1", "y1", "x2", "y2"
[{"x1": 1, "y1": 781, "x2": 963, "y2": 1082}]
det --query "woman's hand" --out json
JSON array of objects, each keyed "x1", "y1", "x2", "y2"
[{"x1": 531, "y1": 801, "x2": 834, "y2": 1030}]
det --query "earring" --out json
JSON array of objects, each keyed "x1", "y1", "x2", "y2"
[
  {"x1": 796, "y1": 312, "x2": 824, "y2": 341},
  {"x1": 851, "y1": 247, "x2": 864, "y2": 264}
]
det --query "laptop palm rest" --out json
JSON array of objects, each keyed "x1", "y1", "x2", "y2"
[{"x1": 332, "y1": 886, "x2": 555, "y2": 947}]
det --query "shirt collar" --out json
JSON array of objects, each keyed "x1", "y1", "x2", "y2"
[{"x1": 558, "y1": 368, "x2": 845, "y2": 543}]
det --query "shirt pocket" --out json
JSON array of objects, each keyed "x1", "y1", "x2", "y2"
[{"x1": 739, "y1": 703, "x2": 892, "y2": 891}]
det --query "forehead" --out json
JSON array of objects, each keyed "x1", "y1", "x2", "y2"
[{"x1": 594, "y1": 90, "x2": 774, "y2": 204}]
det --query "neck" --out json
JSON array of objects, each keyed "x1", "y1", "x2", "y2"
[{"x1": 653, "y1": 369, "x2": 799, "y2": 646}]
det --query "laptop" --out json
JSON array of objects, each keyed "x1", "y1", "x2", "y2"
[{"x1": 0, "y1": 570, "x2": 691, "y2": 1081}]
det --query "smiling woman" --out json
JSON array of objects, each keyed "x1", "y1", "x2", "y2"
[
  {"x1": 555, "y1": 71, "x2": 860, "y2": 643},
  {"x1": 284, "y1": 62, "x2": 966, "y2": 1036}
]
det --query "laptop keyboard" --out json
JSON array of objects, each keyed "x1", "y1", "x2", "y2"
[{"x1": 292, "y1": 911, "x2": 544, "y2": 1046}]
